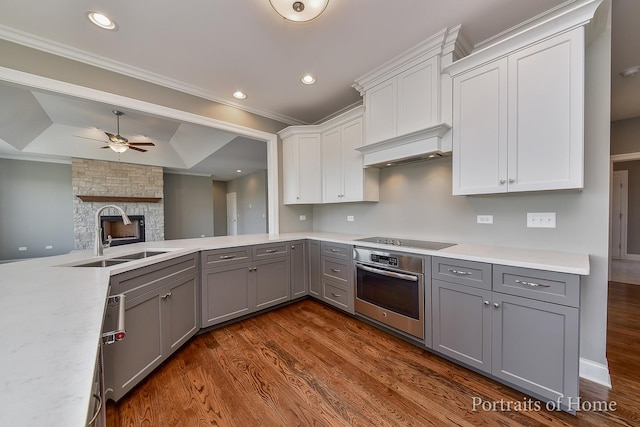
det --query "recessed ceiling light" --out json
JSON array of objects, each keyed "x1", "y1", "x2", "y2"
[
  {"x1": 621, "y1": 66, "x2": 640, "y2": 78},
  {"x1": 301, "y1": 74, "x2": 316, "y2": 85},
  {"x1": 86, "y1": 11, "x2": 117, "y2": 30},
  {"x1": 236, "y1": 169, "x2": 242, "y2": 173},
  {"x1": 233, "y1": 91, "x2": 247, "y2": 99}
]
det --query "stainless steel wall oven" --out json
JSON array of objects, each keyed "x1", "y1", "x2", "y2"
[{"x1": 354, "y1": 247, "x2": 425, "y2": 340}]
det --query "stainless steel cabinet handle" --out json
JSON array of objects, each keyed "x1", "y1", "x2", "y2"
[
  {"x1": 499, "y1": 179, "x2": 506, "y2": 184},
  {"x1": 483, "y1": 300, "x2": 490, "y2": 305},
  {"x1": 330, "y1": 268, "x2": 341, "y2": 273},
  {"x1": 356, "y1": 263, "x2": 419, "y2": 282},
  {"x1": 330, "y1": 292, "x2": 342, "y2": 297},
  {"x1": 494, "y1": 303, "x2": 500, "y2": 308},
  {"x1": 515, "y1": 279, "x2": 550, "y2": 288},
  {"x1": 248, "y1": 267, "x2": 257, "y2": 272},
  {"x1": 220, "y1": 255, "x2": 235, "y2": 260},
  {"x1": 265, "y1": 249, "x2": 278, "y2": 253},
  {"x1": 291, "y1": 245, "x2": 295, "y2": 249},
  {"x1": 448, "y1": 268, "x2": 472, "y2": 276},
  {"x1": 330, "y1": 248, "x2": 340, "y2": 252},
  {"x1": 87, "y1": 393, "x2": 103, "y2": 426},
  {"x1": 161, "y1": 291, "x2": 172, "y2": 299},
  {"x1": 508, "y1": 178, "x2": 515, "y2": 183}
]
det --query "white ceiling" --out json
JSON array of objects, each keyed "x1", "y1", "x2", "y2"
[{"x1": 0, "y1": 0, "x2": 636, "y2": 175}]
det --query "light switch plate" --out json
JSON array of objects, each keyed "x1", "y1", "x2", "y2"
[
  {"x1": 527, "y1": 212, "x2": 556, "y2": 228},
  {"x1": 477, "y1": 215, "x2": 493, "y2": 224},
  {"x1": 347, "y1": 215, "x2": 355, "y2": 222},
  {"x1": 299, "y1": 215, "x2": 306, "y2": 221}
]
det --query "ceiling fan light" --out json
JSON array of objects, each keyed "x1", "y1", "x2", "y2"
[
  {"x1": 87, "y1": 11, "x2": 117, "y2": 30},
  {"x1": 109, "y1": 144, "x2": 128, "y2": 153},
  {"x1": 269, "y1": 0, "x2": 329, "y2": 22}
]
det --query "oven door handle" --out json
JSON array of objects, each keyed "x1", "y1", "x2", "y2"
[{"x1": 355, "y1": 263, "x2": 418, "y2": 282}]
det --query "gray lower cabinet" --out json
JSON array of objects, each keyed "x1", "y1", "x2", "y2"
[
  {"x1": 290, "y1": 240, "x2": 308, "y2": 299},
  {"x1": 201, "y1": 243, "x2": 291, "y2": 328},
  {"x1": 318, "y1": 242, "x2": 354, "y2": 314},
  {"x1": 308, "y1": 240, "x2": 321, "y2": 298},
  {"x1": 104, "y1": 253, "x2": 199, "y2": 402},
  {"x1": 431, "y1": 257, "x2": 580, "y2": 411}
]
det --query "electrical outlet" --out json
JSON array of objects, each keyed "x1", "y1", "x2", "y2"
[
  {"x1": 201, "y1": 235, "x2": 205, "y2": 238},
  {"x1": 527, "y1": 212, "x2": 556, "y2": 228},
  {"x1": 18, "y1": 246, "x2": 27, "y2": 251},
  {"x1": 347, "y1": 216, "x2": 355, "y2": 222},
  {"x1": 45, "y1": 245, "x2": 53, "y2": 249},
  {"x1": 299, "y1": 215, "x2": 306, "y2": 221},
  {"x1": 477, "y1": 215, "x2": 493, "y2": 224}
]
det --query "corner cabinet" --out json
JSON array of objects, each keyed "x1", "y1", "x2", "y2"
[
  {"x1": 281, "y1": 131, "x2": 322, "y2": 204},
  {"x1": 449, "y1": 21, "x2": 593, "y2": 195},
  {"x1": 322, "y1": 115, "x2": 379, "y2": 203}
]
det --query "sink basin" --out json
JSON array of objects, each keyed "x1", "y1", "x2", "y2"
[
  {"x1": 114, "y1": 250, "x2": 169, "y2": 260},
  {"x1": 72, "y1": 259, "x2": 130, "y2": 268}
]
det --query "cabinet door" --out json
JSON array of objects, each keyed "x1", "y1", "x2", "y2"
[
  {"x1": 254, "y1": 257, "x2": 291, "y2": 310},
  {"x1": 341, "y1": 118, "x2": 365, "y2": 202},
  {"x1": 365, "y1": 79, "x2": 396, "y2": 144},
  {"x1": 201, "y1": 264, "x2": 251, "y2": 327},
  {"x1": 104, "y1": 289, "x2": 163, "y2": 402},
  {"x1": 322, "y1": 126, "x2": 343, "y2": 203},
  {"x1": 282, "y1": 135, "x2": 299, "y2": 204},
  {"x1": 492, "y1": 292, "x2": 579, "y2": 410},
  {"x1": 507, "y1": 28, "x2": 584, "y2": 192},
  {"x1": 452, "y1": 59, "x2": 508, "y2": 195},
  {"x1": 397, "y1": 57, "x2": 439, "y2": 135},
  {"x1": 308, "y1": 240, "x2": 321, "y2": 298},
  {"x1": 290, "y1": 241, "x2": 308, "y2": 299},
  {"x1": 163, "y1": 274, "x2": 199, "y2": 357},
  {"x1": 432, "y1": 280, "x2": 492, "y2": 373},
  {"x1": 283, "y1": 134, "x2": 322, "y2": 204}
]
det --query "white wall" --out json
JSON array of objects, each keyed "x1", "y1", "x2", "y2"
[
  {"x1": 312, "y1": 20, "x2": 612, "y2": 371},
  {"x1": 227, "y1": 170, "x2": 268, "y2": 235}
]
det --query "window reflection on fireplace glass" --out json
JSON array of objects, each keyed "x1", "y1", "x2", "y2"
[{"x1": 101, "y1": 215, "x2": 145, "y2": 246}]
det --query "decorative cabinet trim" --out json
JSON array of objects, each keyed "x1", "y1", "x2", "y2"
[{"x1": 278, "y1": 106, "x2": 365, "y2": 139}]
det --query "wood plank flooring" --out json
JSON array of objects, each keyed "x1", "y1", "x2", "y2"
[{"x1": 107, "y1": 282, "x2": 640, "y2": 426}]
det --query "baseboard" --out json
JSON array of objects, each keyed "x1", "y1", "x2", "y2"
[
  {"x1": 579, "y1": 358, "x2": 611, "y2": 388},
  {"x1": 622, "y1": 253, "x2": 640, "y2": 261}
]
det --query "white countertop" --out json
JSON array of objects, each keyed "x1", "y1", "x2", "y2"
[{"x1": 0, "y1": 232, "x2": 589, "y2": 426}]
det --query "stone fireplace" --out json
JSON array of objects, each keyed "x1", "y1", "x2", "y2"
[
  {"x1": 72, "y1": 158, "x2": 164, "y2": 250},
  {"x1": 101, "y1": 215, "x2": 145, "y2": 246}
]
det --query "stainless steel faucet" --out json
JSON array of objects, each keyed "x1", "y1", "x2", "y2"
[{"x1": 95, "y1": 204, "x2": 131, "y2": 256}]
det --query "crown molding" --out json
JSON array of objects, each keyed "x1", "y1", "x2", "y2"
[{"x1": 0, "y1": 24, "x2": 305, "y2": 126}]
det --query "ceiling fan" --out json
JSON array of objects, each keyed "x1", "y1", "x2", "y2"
[{"x1": 76, "y1": 110, "x2": 156, "y2": 153}]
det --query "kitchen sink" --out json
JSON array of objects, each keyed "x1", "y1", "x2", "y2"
[
  {"x1": 69, "y1": 249, "x2": 170, "y2": 267},
  {"x1": 72, "y1": 259, "x2": 130, "y2": 268}
]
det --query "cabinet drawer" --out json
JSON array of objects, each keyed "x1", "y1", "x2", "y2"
[
  {"x1": 493, "y1": 265, "x2": 580, "y2": 307},
  {"x1": 321, "y1": 242, "x2": 352, "y2": 259},
  {"x1": 201, "y1": 247, "x2": 251, "y2": 268},
  {"x1": 110, "y1": 254, "x2": 198, "y2": 297},
  {"x1": 432, "y1": 257, "x2": 492, "y2": 290},
  {"x1": 322, "y1": 258, "x2": 350, "y2": 283},
  {"x1": 253, "y1": 243, "x2": 289, "y2": 260},
  {"x1": 323, "y1": 281, "x2": 351, "y2": 311}
]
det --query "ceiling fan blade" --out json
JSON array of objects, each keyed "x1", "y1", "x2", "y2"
[
  {"x1": 74, "y1": 135, "x2": 108, "y2": 143},
  {"x1": 128, "y1": 146, "x2": 147, "y2": 152},
  {"x1": 128, "y1": 142, "x2": 156, "y2": 146},
  {"x1": 101, "y1": 146, "x2": 111, "y2": 149}
]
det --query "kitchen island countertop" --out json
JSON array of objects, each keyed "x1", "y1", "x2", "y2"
[{"x1": 0, "y1": 232, "x2": 589, "y2": 426}]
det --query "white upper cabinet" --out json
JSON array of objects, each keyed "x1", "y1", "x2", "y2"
[
  {"x1": 447, "y1": 0, "x2": 605, "y2": 196},
  {"x1": 353, "y1": 27, "x2": 469, "y2": 167},
  {"x1": 281, "y1": 132, "x2": 322, "y2": 204},
  {"x1": 279, "y1": 106, "x2": 378, "y2": 205},
  {"x1": 322, "y1": 116, "x2": 379, "y2": 203}
]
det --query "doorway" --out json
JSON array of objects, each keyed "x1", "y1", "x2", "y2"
[
  {"x1": 227, "y1": 192, "x2": 238, "y2": 236},
  {"x1": 611, "y1": 170, "x2": 628, "y2": 259}
]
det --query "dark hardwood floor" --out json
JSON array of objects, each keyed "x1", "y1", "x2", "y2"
[{"x1": 107, "y1": 282, "x2": 640, "y2": 426}]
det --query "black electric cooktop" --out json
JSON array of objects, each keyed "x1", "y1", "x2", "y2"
[{"x1": 355, "y1": 237, "x2": 455, "y2": 251}]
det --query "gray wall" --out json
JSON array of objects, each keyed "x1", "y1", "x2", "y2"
[
  {"x1": 164, "y1": 173, "x2": 214, "y2": 239},
  {"x1": 212, "y1": 180, "x2": 228, "y2": 236},
  {"x1": 312, "y1": 19, "x2": 612, "y2": 368},
  {"x1": 227, "y1": 170, "x2": 268, "y2": 235},
  {"x1": 611, "y1": 117, "x2": 640, "y2": 155},
  {"x1": 613, "y1": 161, "x2": 640, "y2": 254},
  {"x1": 0, "y1": 158, "x2": 74, "y2": 260}
]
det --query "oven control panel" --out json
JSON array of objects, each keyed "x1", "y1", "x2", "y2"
[{"x1": 370, "y1": 254, "x2": 398, "y2": 267}]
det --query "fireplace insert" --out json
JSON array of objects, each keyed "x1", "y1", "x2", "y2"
[{"x1": 101, "y1": 215, "x2": 145, "y2": 246}]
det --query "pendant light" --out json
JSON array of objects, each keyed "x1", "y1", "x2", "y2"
[{"x1": 269, "y1": 0, "x2": 329, "y2": 22}]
